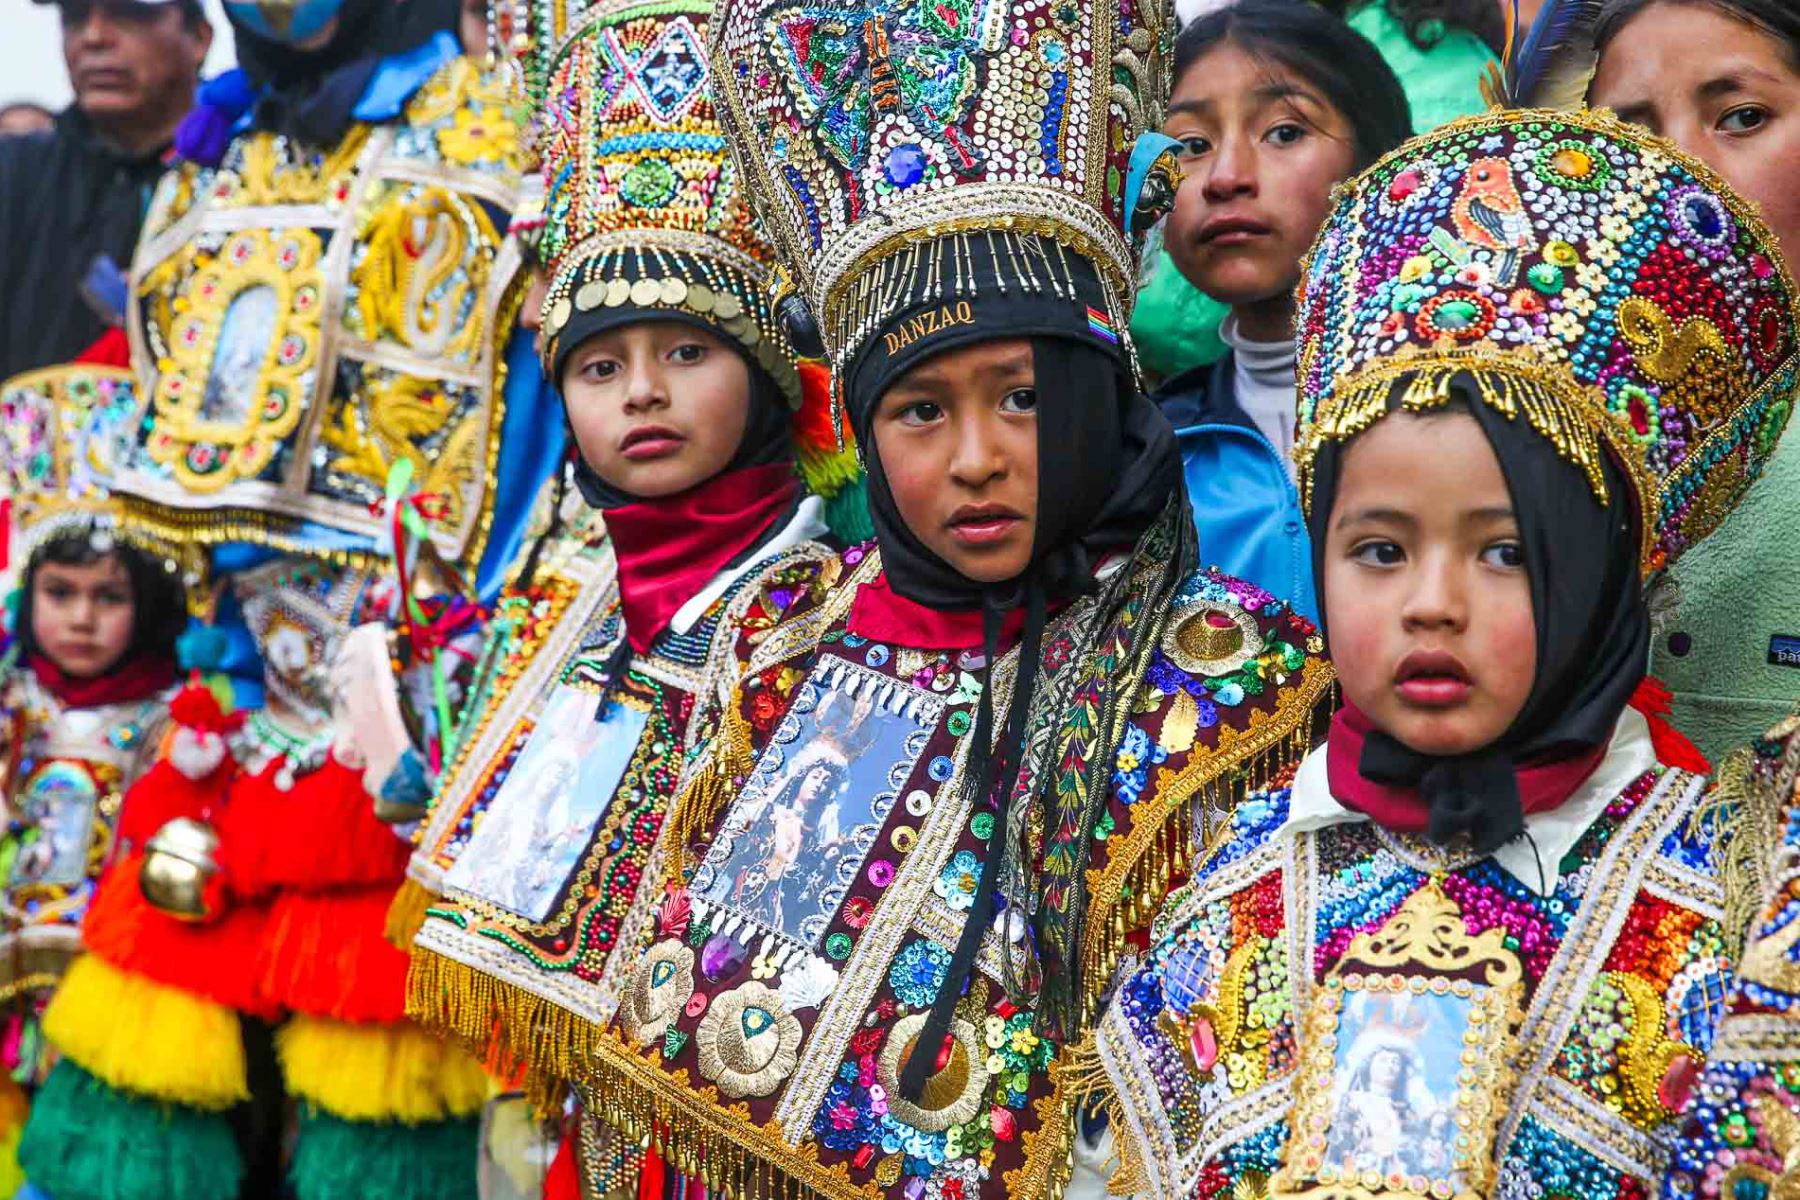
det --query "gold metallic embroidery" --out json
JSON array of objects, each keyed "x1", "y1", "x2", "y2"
[{"x1": 695, "y1": 981, "x2": 803, "y2": 1100}]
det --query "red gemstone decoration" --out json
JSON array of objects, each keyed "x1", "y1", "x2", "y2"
[
  {"x1": 1387, "y1": 170, "x2": 1420, "y2": 204},
  {"x1": 991, "y1": 1107, "x2": 1018, "y2": 1142}
]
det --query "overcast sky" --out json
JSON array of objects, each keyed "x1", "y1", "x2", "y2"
[{"x1": 4, "y1": 0, "x2": 237, "y2": 110}]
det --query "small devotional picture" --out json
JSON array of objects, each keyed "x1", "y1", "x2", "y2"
[
  {"x1": 691, "y1": 657, "x2": 943, "y2": 949},
  {"x1": 1321, "y1": 991, "x2": 1469, "y2": 1186},
  {"x1": 445, "y1": 685, "x2": 650, "y2": 922},
  {"x1": 7, "y1": 761, "x2": 100, "y2": 889}
]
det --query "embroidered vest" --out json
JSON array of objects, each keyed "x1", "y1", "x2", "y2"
[
  {"x1": 580, "y1": 547, "x2": 1332, "y2": 1200},
  {"x1": 1099, "y1": 760, "x2": 1737, "y2": 1199}
]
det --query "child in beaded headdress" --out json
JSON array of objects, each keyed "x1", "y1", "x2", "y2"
[
  {"x1": 395, "y1": 0, "x2": 860, "y2": 1191},
  {"x1": 0, "y1": 366, "x2": 189, "y2": 1180},
  {"x1": 1091, "y1": 107, "x2": 1800, "y2": 1198},
  {"x1": 567, "y1": 0, "x2": 1335, "y2": 1195}
]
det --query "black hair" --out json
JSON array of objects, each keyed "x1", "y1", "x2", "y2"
[
  {"x1": 1595, "y1": 0, "x2": 1800, "y2": 67},
  {"x1": 16, "y1": 536, "x2": 186, "y2": 671},
  {"x1": 1173, "y1": 0, "x2": 1414, "y2": 172},
  {"x1": 1318, "y1": 0, "x2": 1503, "y2": 54}
]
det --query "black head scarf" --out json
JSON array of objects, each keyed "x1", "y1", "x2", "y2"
[
  {"x1": 16, "y1": 536, "x2": 187, "y2": 670},
  {"x1": 1304, "y1": 378, "x2": 1648, "y2": 855},
  {"x1": 844, "y1": 241, "x2": 1182, "y2": 1100}
]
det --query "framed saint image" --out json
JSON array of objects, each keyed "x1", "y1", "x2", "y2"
[
  {"x1": 690, "y1": 655, "x2": 944, "y2": 949},
  {"x1": 8, "y1": 762, "x2": 100, "y2": 889},
  {"x1": 1273, "y1": 882, "x2": 1524, "y2": 1200},
  {"x1": 445, "y1": 684, "x2": 650, "y2": 922}
]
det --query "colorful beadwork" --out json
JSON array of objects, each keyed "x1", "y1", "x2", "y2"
[
  {"x1": 706, "y1": 0, "x2": 1176, "y2": 411},
  {"x1": 1294, "y1": 108, "x2": 1800, "y2": 575}
]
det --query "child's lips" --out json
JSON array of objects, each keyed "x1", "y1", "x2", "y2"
[{"x1": 1393, "y1": 649, "x2": 1473, "y2": 707}]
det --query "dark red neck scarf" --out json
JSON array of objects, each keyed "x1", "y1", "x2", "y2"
[
  {"x1": 1323, "y1": 678, "x2": 1706, "y2": 833},
  {"x1": 847, "y1": 570, "x2": 1030, "y2": 652},
  {"x1": 603, "y1": 462, "x2": 799, "y2": 654},
  {"x1": 28, "y1": 653, "x2": 178, "y2": 709}
]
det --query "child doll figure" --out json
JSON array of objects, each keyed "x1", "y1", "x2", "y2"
[{"x1": 1093, "y1": 108, "x2": 1800, "y2": 1198}]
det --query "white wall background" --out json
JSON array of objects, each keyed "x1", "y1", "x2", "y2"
[{"x1": 3, "y1": 0, "x2": 237, "y2": 110}]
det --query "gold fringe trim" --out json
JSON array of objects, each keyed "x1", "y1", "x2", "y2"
[
  {"x1": 1294, "y1": 347, "x2": 1659, "y2": 572},
  {"x1": 1080, "y1": 659, "x2": 1337, "y2": 1017},
  {"x1": 385, "y1": 878, "x2": 438, "y2": 952},
  {"x1": 662, "y1": 685, "x2": 757, "y2": 889},
  {"x1": 405, "y1": 947, "x2": 580, "y2": 1105},
  {"x1": 1699, "y1": 742, "x2": 1788, "y2": 955}
]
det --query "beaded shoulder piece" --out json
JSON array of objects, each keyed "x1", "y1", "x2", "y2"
[
  {"x1": 405, "y1": 537, "x2": 842, "y2": 1094},
  {"x1": 118, "y1": 55, "x2": 530, "y2": 572}
]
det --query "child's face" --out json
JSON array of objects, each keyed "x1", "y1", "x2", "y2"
[
  {"x1": 1160, "y1": 42, "x2": 1358, "y2": 311},
  {"x1": 1321, "y1": 411, "x2": 1537, "y2": 757},
  {"x1": 30, "y1": 554, "x2": 135, "y2": 679},
  {"x1": 872, "y1": 338, "x2": 1039, "y2": 584},
  {"x1": 561, "y1": 321, "x2": 752, "y2": 499},
  {"x1": 1591, "y1": 1, "x2": 1800, "y2": 260}
]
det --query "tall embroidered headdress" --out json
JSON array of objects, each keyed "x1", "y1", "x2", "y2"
[
  {"x1": 519, "y1": 0, "x2": 802, "y2": 404},
  {"x1": 0, "y1": 366, "x2": 197, "y2": 581},
  {"x1": 1295, "y1": 108, "x2": 1800, "y2": 574},
  {"x1": 704, "y1": 0, "x2": 1179, "y2": 410}
]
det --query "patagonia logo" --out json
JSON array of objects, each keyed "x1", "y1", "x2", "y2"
[
  {"x1": 882, "y1": 301, "x2": 975, "y2": 354},
  {"x1": 1769, "y1": 634, "x2": 1800, "y2": 668}
]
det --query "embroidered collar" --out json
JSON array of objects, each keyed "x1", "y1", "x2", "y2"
[
  {"x1": 665, "y1": 494, "x2": 828, "y2": 638},
  {"x1": 1281, "y1": 706, "x2": 1655, "y2": 896}
]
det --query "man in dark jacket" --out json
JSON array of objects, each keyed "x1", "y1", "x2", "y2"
[{"x1": 0, "y1": 0, "x2": 210, "y2": 378}]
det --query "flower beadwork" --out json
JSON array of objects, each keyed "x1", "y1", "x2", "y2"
[
  {"x1": 934, "y1": 850, "x2": 981, "y2": 911},
  {"x1": 438, "y1": 105, "x2": 515, "y2": 167},
  {"x1": 1113, "y1": 723, "x2": 1169, "y2": 807},
  {"x1": 890, "y1": 938, "x2": 952, "y2": 1008}
]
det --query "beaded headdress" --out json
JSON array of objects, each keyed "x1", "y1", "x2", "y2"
[
  {"x1": 235, "y1": 558, "x2": 379, "y2": 718},
  {"x1": 1295, "y1": 108, "x2": 1800, "y2": 575},
  {"x1": 705, "y1": 0, "x2": 1176, "y2": 409},
  {"x1": 515, "y1": 0, "x2": 802, "y2": 403},
  {"x1": 0, "y1": 366, "x2": 196, "y2": 579}
]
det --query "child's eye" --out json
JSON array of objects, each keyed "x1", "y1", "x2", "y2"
[
  {"x1": 580, "y1": 359, "x2": 620, "y2": 381},
  {"x1": 1480, "y1": 541, "x2": 1526, "y2": 570},
  {"x1": 1266, "y1": 122, "x2": 1307, "y2": 147},
  {"x1": 1718, "y1": 104, "x2": 1770, "y2": 134},
  {"x1": 42, "y1": 584, "x2": 72, "y2": 600},
  {"x1": 670, "y1": 343, "x2": 707, "y2": 364},
  {"x1": 96, "y1": 589, "x2": 131, "y2": 606},
  {"x1": 896, "y1": 401, "x2": 943, "y2": 427},
  {"x1": 999, "y1": 388, "x2": 1038, "y2": 414},
  {"x1": 1174, "y1": 134, "x2": 1211, "y2": 160},
  {"x1": 1350, "y1": 540, "x2": 1405, "y2": 567}
]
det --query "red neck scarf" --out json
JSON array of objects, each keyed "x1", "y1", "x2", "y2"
[
  {"x1": 847, "y1": 571, "x2": 1029, "y2": 652},
  {"x1": 27, "y1": 653, "x2": 177, "y2": 710},
  {"x1": 1323, "y1": 678, "x2": 1707, "y2": 832},
  {"x1": 603, "y1": 463, "x2": 799, "y2": 654}
]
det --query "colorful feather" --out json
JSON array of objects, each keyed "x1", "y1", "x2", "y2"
[{"x1": 1497, "y1": 0, "x2": 1609, "y2": 111}]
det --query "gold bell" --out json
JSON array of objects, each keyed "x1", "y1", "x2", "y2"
[{"x1": 140, "y1": 817, "x2": 228, "y2": 922}]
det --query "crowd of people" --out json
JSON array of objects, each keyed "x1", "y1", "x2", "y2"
[{"x1": 1, "y1": 0, "x2": 1799, "y2": 1197}]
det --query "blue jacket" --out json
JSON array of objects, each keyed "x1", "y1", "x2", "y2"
[{"x1": 1155, "y1": 355, "x2": 1317, "y2": 621}]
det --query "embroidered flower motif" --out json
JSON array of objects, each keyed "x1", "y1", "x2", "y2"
[
  {"x1": 830, "y1": 1101, "x2": 858, "y2": 1131},
  {"x1": 934, "y1": 851, "x2": 982, "y2": 910},
  {"x1": 1112, "y1": 723, "x2": 1169, "y2": 806},
  {"x1": 438, "y1": 106, "x2": 515, "y2": 166}
]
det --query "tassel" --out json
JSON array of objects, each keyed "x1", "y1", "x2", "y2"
[
  {"x1": 289, "y1": 1106, "x2": 479, "y2": 1200},
  {"x1": 82, "y1": 855, "x2": 277, "y2": 1017},
  {"x1": 216, "y1": 758, "x2": 411, "y2": 898},
  {"x1": 18, "y1": 1060, "x2": 244, "y2": 1200},
  {"x1": 384, "y1": 877, "x2": 439, "y2": 951},
  {"x1": 543, "y1": 1114, "x2": 581, "y2": 1200},
  {"x1": 1629, "y1": 676, "x2": 1711, "y2": 774},
  {"x1": 257, "y1": 886, "x2": 411, "y2": 1022},
  {"x1": 405, "y1": 951, "x2": 591, "y2": 1103},
  {"x1": 42, "y1": 955, "x2": 247, "y2": 1110},
  {"x1": 637, "y1": 1139, "x2": 667, "y2": 1200},
  {"x1": 277, "y1": 1015, "x2": 488, "y2": 1125}
]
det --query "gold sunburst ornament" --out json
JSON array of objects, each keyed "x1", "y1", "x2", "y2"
[{"x1": 693, "y1": 980, "x2": 802, "y2": 1099}]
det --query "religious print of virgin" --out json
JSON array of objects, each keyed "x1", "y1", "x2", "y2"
[
  {"x1": 444, "y1": 685, "x2": 650, "y2": 922},
  {"x1": 1321, "y1": 991, "x2": 1469, "y2": 1188},
  {"x1": 690, "y1": 656, "x2": 944, "y2": 949}
]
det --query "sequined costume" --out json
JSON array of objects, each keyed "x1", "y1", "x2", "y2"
[
  {"x1": 11, "y1": 37, "x2": 559, "y2": 1200},
  {"x1": 1094, "y1": 108, "x2": 1800, "y2": 1200},
  {"x1": 401, "y1": 2, "x2": 859, "y2": 1195}
]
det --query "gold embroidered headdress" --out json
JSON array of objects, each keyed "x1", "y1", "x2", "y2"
[
  {"x1": 513, "y1": 0, "x2": 803, "y2": 402},
  {"x1": 704, "y1": 0, "x2": 1179, "y2": 414},
  {"x1": 1295, "y1": 108, "x2": 1800, "y2": 574}
]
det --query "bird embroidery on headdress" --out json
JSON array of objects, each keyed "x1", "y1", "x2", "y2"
[{"x1": 1452, "y1": 157, "x2": 1536, "y2": 286}]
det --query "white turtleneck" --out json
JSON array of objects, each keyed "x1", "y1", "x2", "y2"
[{"x1": 1220, "y1": 315, "x2": 1298, "y2": 482}]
